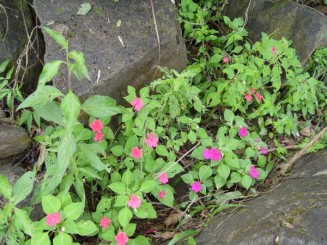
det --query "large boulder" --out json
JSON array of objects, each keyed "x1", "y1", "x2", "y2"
[
  {"x1": 223, "y1": 0, "x2": 327, "y2": 65},
  {"x1": 0, "y1": 125, "x2": 30, "y2": 161},
  {"x1": 196, "y1": 148, "x2": 327, "y2": 244},
  {"x1": 33, "y1": 0, "x2": 187, "y2": 102},
  {"x1": 0, "y1": 0, "x2": 44, "y2": 91}
]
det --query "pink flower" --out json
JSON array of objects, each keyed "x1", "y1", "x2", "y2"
[
  {"x1": 159, "y1": 172, "x2": 169, "y2": 184},
  {"x1": 249, "y1": 166, "x2": 259, "y2": 179},
  {"x1": 255, "y1": 93, "x2": 263, "y2": 103},
  {"x1": 130, "y1": 97, "x2": 144, "y2": 111},
  {"x1": 144, "y1": 133, "x2": 159, "y2": 148},
  {"x1": 191, "y1": 181, "x2": 202, "y2": 193},
  {"x1": 90, "y1": 119, "x2": 104, "y2": 133},
  {"x1": 131, "y1": 147, "x2": 142, "y2": 159},
  {"x1": 239, "y1": 127, "x2": 248, "y2": 138},
  {"x1": 260, "y1": 146, "x2": 268, "y2": 155},
  {"x1": 46, "y1": 212, "x2": 61, "y2": 226},
  {"x1": 223, "y1": 56, "x2": 229, "y2": 63},
  {"x1": 245, "y1": 93, "x2": 252, "y2": 102},
  {"x1": 250, "y1": 87, "x2": 256, "y2": 93},
  {"x1": 127, "y1": 194, "x2": 141, "y2": 209},
  {"x1": 159, "y1": 190, "x2": 166, "y2": 199},
  {"x1": 272, "y1": 46, "x2": 276, "y2": 55},
  {"x1": 99, "y1": 216, "x2": 112, "y2": 229},
  {"x1": 203, "y1": 148, "x2": 222, "y2": 161},
  {"x1": 94, "y1": 132, "x2": 104, "y2": 141},
  {"x1": 115, "y1": 232, "x2": 129, "y2": 245}
]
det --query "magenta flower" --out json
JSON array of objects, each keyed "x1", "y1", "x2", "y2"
[
  {"x1": 90, "y1": 119, "x2": 104, "y2": 133},
  {"x1": 245, "y1": 93, "x2": 252, "y2": 102},
  {"x1": 144, "y1": 133, "x2": 159, "y2": 148},
  {"x1": 115, "y1": 232, "x2": 129, "y2": 245},
  {"x1": 94, "y1": 132, "x2": 104, "y2": 141},
  {"x1": 255, "y1": 93, "x2": 263, "y2": 103},
  {"x1": 99, "y1": 216, "x2": 112, "y2": 229},
  {"x1": 159, "y1": 172, "x2": 169, "y2": 184},
  {"x1": 272, "y1": 46, "x2": 276, "y2": 55},
  {"x1": 260, "y1": 146, "x2": 268, "y2": 155},
  {"x1": 191, "y1": 181, "x2": 202, "y2": 193},
  {"x1": 203, "y1": 148, "x2": 222, "y2": 161},
  {"x1": 249, "y1": 166, "x2": 259, "y2": 179},
  {"x1": 159, "y1": 190, "x2": 166, "y2": 199},
  {"x1": 46, "y1": 212, "x2": 61, "y2": 226},
  {"x1": 250, "y1": 87, "x2": 256, "y2": 93},
  {"x1": 130, "y1": 97, "x2": 144, "y2": 111},
  {"x1": 239, "y1": 127, "x2": 248, "y2": 138},
  {"x1": 127, "y1": 194, "x2": 141, "y2": 209},
  {"x1": 131, "y1": 147, "x2": 142, "y2": 159},
  {"x1": 223, "y1": 56, "x2": 229, "y2": 63}
]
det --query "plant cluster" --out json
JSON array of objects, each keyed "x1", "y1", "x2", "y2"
[{"x1": 0, "y1": 0, "x2": 326, "y2": 244}]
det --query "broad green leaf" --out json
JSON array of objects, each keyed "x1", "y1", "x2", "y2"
[
  {"x1": 156, "y1": 145, "x2": 168, "y2": 156},
  {"x1": 114, "y1": 195, "x2": 129, "y2": 207},
  {"x1": 42, "y1": 195, "x2": 61, "y2": 214},
  {"x1": 241, "y1": 175, "x2": 253, "y2": 189},
  {"x1": 214, "y1": 175, "x2": 226, "y2": 189},
  {"x1": 17, "y1": 85, "x2": 63, "y2": 110},
  {"x1": 76, "y1": 220, "x2": 98, "y2": 236},
  {"x1": 118, "y1": 207, "x2": 133, "y2": 227},
  {"x1": 122, "y1": 170, "x2": 133, "y2": 186},
  {"x1": 61, "y1": 90, "x2": 81, "y2": 130},
  {"x1": 14, "y1": 208, "x2": 34, "y2": 236},
  {"x1": 110, "y1": 145, "x2": 124, "y2": 157},
  {"x1": 13, "y1": 171, "x2": 36, "y2": 205},
  {"x1": 116, "y1": 19, "x2": 122, "y2": 27},
  {"x1": 123, "y1": 223, "x2": 136, "y2": 236},
  {"x1": 78, "y1": 143, "x2": 109, "y2": 172},
  {"x1": 218, "y1": 164, "x2": 230, "y2": 180},
  {"x1": 63, "y1": 202, "x2": 84, "y2": 220},
  {"x1": 224, "y1": 109, "x2": 235, "y2": 123},
  {"x1": 0, "y1": 60, "x2": 9, "y2": 73},
  {"x1": 38, "y1": 60, "x2": 64, "y2": 87},
  {"x1": 230, "y1": 172, "x2": 241, "y2": 184},
  {"x1": 42, "y1": 26, "x2": 68, "y2": 49},
  {"x1": 62, "y1": 220, "x2": 78, "y2": 234},
  {"x1": 140, "y1": 180, "x2": 157, "y2": 193},
  {"x1": 76, "y1": 3, "x2": 91, "y2": 16},
  {"x1": 31, "y1": 232, "x2": 51, "y2": 245},
  {"x1": 199, "y1": 166, "x2": 212, "y2": 181},
  {"x1": 109, "y1": 182, "x2": 126, "y2": 194},
  {"x1": 81, "y1": 95, "x2": 121, "y2": 118},
  {"x1": 96, "y1": 197, "x2": 112, "y2": 212},
  {"x1": 145, "y1": 155, "x2": 156, "y2": 172},
  {"x1": 132, "y1": 235, "x2": 151, "y2": 245},
  {"x1": 68, "y1": 50, "x2": 90, "y2": 81},
  {"x1": 53, "y1": 232, "x2": 73, "y2": 245},
  {"x1": 34, "y1": 101, "x2": 63, "y2": 125},
  {"x1": 0, "y1": 174, "x2": 12, "y2": 200}
]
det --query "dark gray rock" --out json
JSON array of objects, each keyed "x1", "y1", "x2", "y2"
[
  {"x1": 33, "y1": 0, "x2": 187, "y2": 102},
  {"x1": 196, "y1": 149, "x2": 327, "y2": 245},
  {"x1": 224, "y1": 0, "x2": 327, "y2": 65},
  {"x1": 0, "y1": 125, "x2": 30, "y2": 160},
  {"x1": 0, "y1": 0, "x2": 44, "y2": 92}
]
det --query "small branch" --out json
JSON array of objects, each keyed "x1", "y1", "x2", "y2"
[
  {"x1": 150, "y1": 0, "x2": 161, "y2": 80},
  {"x1": 281, "y1": 126, "x2": 327, "y2": 173}
]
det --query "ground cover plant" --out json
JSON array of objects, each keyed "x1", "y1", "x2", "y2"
[{"x1": 0, "y1": 0, "x2": 326, "y2": 244}]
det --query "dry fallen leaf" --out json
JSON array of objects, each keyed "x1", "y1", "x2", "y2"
[
  {"x1": 164, "y1": 212, "x2": 183, "y2": 227},
  {"x1": 300, "y1": 126, "x2": 312, "y2": 137},
  {"x1": 159, "y1": 231, "x2": 176, "y2": 240}
]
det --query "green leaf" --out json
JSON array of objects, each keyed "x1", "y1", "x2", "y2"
[
  {"x1": 81, "y1": 95, "x2": 121, "y2": 117},
  {"x1": 122, "y1": 170, "x2": 133, "y2": 186},
  {"x1": 140, "y1": 180, "x2": 157, "y2": 193},
  {"x1": 34, "y1": 101, "x2": 63, "y2": 125},
  {"x1": 123, "y1": 223, "x2": 136, "y2": 236},
  {"x1": 17, "y1": 86, "x2": 63, "y2": 110},
  {"x1": 68, "y1": 50, "x2": 90, "y2": 81},
  {"x1": 31, "y1": 232, "x2": 51, "y2": 245},
  {"x1": 224, "y1": 109, "x2": 235, "y2": 123},
  {"x1": 118, "y1": 207, "x2": 133, "y2": 227},
  {"x1": 14, "y1": 208, "x2": 34, "y2": 236},
  {"x1": 53, "y1": 232, "x2": 73, "y2": 245},
  {"x1": 214, "y1": 175, "x2": 226, "y2": 189},
  {"x1": 78, "y1": 143, "x2": 109, "y2": 172},
  {"x1": 230, "y1": 172, "x2": 241, "y2": 184},
  {"x1": 109, "y1": 182, "x2": 126, "y2": 194},
  {"x1": 42, "y1": 195, "x2": 61, "y2": 214},
  {"x1": 96, "y1": 197, "x2": 112, "y2": 212},
  {"x1": 63, "y1": 202, "x2": 84, "y2": 220},
  {"x1": 76, "y1": 3, "x2": 91, "y2": 16},
  {"x1": 42, "y1": 26, "x2": 68, "y2": 49},
  {"x1": 116, "y1": 19, "x2": 122, "y2": 27},
  {"x1": 199, "y1": 165, "x2": 212, "y2": 181},
  {"x1": 13, "y1": 171, "x2": 36, "y2": 205},
  {"x1": 241, "y1": 175, "x2": 253, "y2": 189},
  {"x1": 76, "y1": 220, "x2": 98, "y2": 236},
  {"x1": 61, "y1": 90, "x2": 81, "y2": 130},
  {"x1": 110, "y1": 145, "x2": 124, "y2": 157},
  {"x1": 156, "y1": 145, "x2": 168, "y2": 156},
  {"x1": 0, "y1": 174, "x2": 12, "y2": 200},
  {"x1": 114, "y1": 195, "x2": 129, "y2": 207},
  {"x1": 167, "y1": 229, "x2": 199, "y2": 245},
  {"x1": 218, "y1": 164, "x2": 230, "y2": 180},
  {"x1": 0, "y1": 60, "x2": 9, "y2": 73},
  {"x1": 38, "y1": 60, "x2": 64, "y2": 87}
]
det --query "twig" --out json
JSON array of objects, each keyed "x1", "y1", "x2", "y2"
[
  {"x1": 214, "y1": 206, "x2": 241, "y2": 231},
  {"x1": 150, "y1": 0, "x2": 161, "y2": 80},
  {"x1": 265, "y1": 144, "x2": 300, "y2": 154},
  {"x1": 0, "y1": 4, "x2": 9, "y2": 41},
  {"x1": 281, "y1": 126, "x2": 327, "y2": 173},
  {"x1": 241, "y1": 0, "x2": 252, "y2": 30}
]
